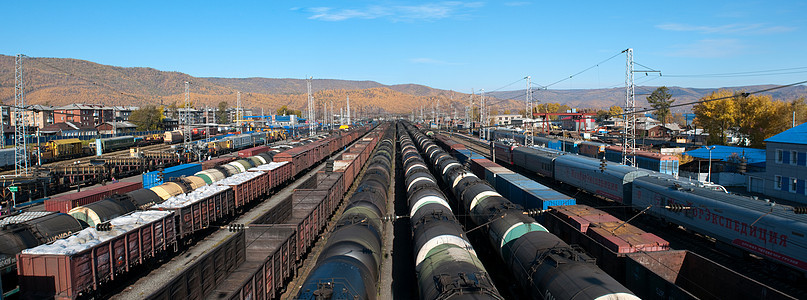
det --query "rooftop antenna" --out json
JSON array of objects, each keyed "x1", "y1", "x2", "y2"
[{"x1": 14, "y1": 54, "x2": 29, "y2": 175}]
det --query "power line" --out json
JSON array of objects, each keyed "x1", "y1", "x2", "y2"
[
  {"x1": 541, "y1": 51, "x2": 624, "y2": 88},
  {"x1": 613, "y1": 80, "x2": 807, "y2": 117},
  {"x1": 664, "y1": 66, "x2": 807, "y2": 78}
]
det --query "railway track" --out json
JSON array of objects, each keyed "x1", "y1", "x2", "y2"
[{"x1": 447, "y1": 132, "x2": 807, "y2": 299}]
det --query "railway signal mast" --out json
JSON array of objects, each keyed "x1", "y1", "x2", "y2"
[
  {"x1": 622, "y1": 49, "x2": 637, "y2": 167},
  {"x1": 236, "y1": 91, "x2": 242, "y2": 130},
  {"x1": 183, "y1": 81, "x2": 192, "y2": 150},
  {"x1": 524, "y1": 76, "x2": 534, "y2": 147},
  {"x1": 14, "y1": 54, "x2": 29, "y2": 176},
  {"x1": 480, "y1": 89, "x2": 486, "y2": 140},
  {"x1": 307, "y1": 77, "x2": 315, "y2": 136},
  {"x1": 622, "y1": 48, "x2": 660, "y2": 167}
]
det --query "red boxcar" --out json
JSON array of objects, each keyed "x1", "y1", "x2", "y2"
[
  {"x1": 17, "y1": 211, "x2": 176, "y2": 300},
  {"x1": 216, "y1": 171, "x2": 269, "y2": 208},
  {"x1": 44, "y1": 181, "x2": 142, "y2": 213},
  {"x1": 149, "y1": 186, "x2": 236, "y2": 240},
  {"x1": 238, "y1": 146, "x2": 271, "y2": 158}
]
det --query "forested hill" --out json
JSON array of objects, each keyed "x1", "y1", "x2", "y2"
[
  {"x1": 488, "y1": 85, "x2": 807, "y2": 112},
  {"x1": 0, "y1": 54, "x2": 510, "y2": 114},
  {"x1": 1, "y1": 54, "x2": 803, "y2": 113}
]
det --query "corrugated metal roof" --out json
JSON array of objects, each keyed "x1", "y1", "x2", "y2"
[
  {"x1": 764, "y1": 122, "x2": 807, "y2": 145},
  {"x1": 684, "y1": 145, "x2": 766, "y2": 164}
]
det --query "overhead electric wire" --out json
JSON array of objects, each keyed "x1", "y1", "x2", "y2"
[
  {"x1": 541, "y1": 51, "x2": 624, "y2": 88},
  {"x1": 612, "y1": 79, "x2": 807, "y2": 117},
  {"x1": 664, "y1": 66, "x2": 807, "y2": 78}
]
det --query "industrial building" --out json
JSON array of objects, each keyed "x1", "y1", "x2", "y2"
[{"x1": 764, "y1": 122, "x2": 807, "y2": 204}]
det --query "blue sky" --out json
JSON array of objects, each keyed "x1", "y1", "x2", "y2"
[{"x1": 2, "y1": 1, "x2": 806, "y2": 93}]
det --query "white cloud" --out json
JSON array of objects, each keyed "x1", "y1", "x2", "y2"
[
  {"x1": 307, "y1": 2, "x2": 484, "y2": 22},
  {"x1": 667, "y1": 39, "x2": 748, "y2": 58},
  {"x1": 410, "y1": 58, "x2": 462, "y2": 65},
  {"x1": 656, "y1": 23, "x2": 796, "y2": 35}
]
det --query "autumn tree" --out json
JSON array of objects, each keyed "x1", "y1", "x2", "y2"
[
  {"x1": 693, "y1": 90, "x2": 738, "y2": 145},
  {"x1": 693, "y1": 90, "x2": 807, "y2": 148},
  {"x1": 593, "y1": 110, "x2": 606, "y2": 123},
  {"x1": 276, "y1": 105, "x2": 302, "y2": 118},
  {"x1": 216, "y1": 101, "x2": 229, "y2": 124},
  {"x1": 609, "y1": 105, "x2": 623, "y2": 117},
  {"x1": 647, "y1": 86, "x2": 675, "y2": 127},
  {"x1": 129, "y1": 105, "x2": 164, "y2": 130}
]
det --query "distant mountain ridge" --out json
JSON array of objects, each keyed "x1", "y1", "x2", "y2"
[{"x1": 1, "y1": 54, "x2": 803, "y2": 114}]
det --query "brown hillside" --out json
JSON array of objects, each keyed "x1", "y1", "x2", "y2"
[{"x1": 0, "y1": 54, "x2": 521, "y2": 114}]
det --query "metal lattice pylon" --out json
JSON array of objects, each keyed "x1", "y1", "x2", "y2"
[
  {"x1": 622, "y1": 48, "x2": 637, "y2": 166},
  {"x1": 307, "y1": 77, "x2": 315, "y2": 136},
  {"x1": 14, "y1": 54, "x2": 29, "y2": 176},
  {"x1": 525, "y1": 76, "x2": 534, "y2": 147},
  {"x1": 236, "y1": 91, "x2": 242, "y2": 129},
  {"x1": 184, "y1": 82, "x2": 191, "y2": 147}
]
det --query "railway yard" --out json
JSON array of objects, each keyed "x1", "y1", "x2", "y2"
[{"x1": 0, "y1": 121, "x2": 806, "y2": 300}]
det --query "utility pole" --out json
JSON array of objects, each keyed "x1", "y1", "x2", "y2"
[
  {"x1": 236, "y1": 91, "x2": 242, "y2": 130},
  {"x1": 467, "y1": 89, "x2": 473, "y2": 130},
  {"x1": 480, "y1": 89, "x2": 486, "y2": 140},
  {"x1": 621, "y1": 49, "x2": 637, "y2": 166},
  {"x1": 183, "y1": 81, "x2": 192, "y2": 152},
  {"x1": 525, "y1": 76, "x2": 534, "y2": 147},
  {"x1": 346, "y1": 95, "x2": 351, "y2": 126},
  {"x1": 307, "y1": 77, "x2": 315, "y2": 136},
  {"x1": 14, "y1": 54, "x2": 28, "y2": 176}
]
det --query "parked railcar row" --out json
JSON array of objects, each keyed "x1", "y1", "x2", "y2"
[
  {"x1": 544, "y1": 204, "x2": 796, "y2": 300},
  {"x1": 466, "y1": 133, "x2": 807, "y2": 279},
  {"x1": 405, "y1": 122, "x2": 640, "y2": 300},
  {"x1": 489, "y1": 128, "x2": 680, "y2": 176},
  {"x1": 442, "y1": 128, "x2": 807, "y2": 299},
  {"x1": 399, "y1": 124, "x2": 504, "y2": 300},
  {"x1": 295, "y1": 125, "x2": 395, "y2": 299},
  {"x1": 9, "y1": 126, "x2": 374, "y2": 299},
  {"x1": 147, "y1": 123, "x2": 389, "y2": 300}
]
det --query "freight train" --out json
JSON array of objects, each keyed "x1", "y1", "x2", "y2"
[
  {"x1": 4, "y1": 125, "x2": 373, "y2": 299},
  {"x1": 153, "y1": 124, "x2": 388, "y2": 300},
  {"x1": 453, "y1": 130, "x2": 807, "y2": 280},
  {"x1": 434, "y1": 130, "x2": 799, "y2": 299},
  {"x1": 398, "y1": 124, "x2": 504, "y2": 300},
  {"x1": 405, "y1": 123, "x2": 640, "y2": 300},
  {"x1": 489, "y1": 128, "x2": 680, "y2": 176},
  {"x1": 296, "y1": 126, "x2": 395, "y2": 299}
]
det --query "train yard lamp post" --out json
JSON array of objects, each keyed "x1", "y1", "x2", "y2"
[{"x1": 703, "y1": 145, "x2": 716, "y2": 183}]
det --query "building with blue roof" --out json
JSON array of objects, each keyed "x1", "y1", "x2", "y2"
[
  {"x1": 683, "y1": 145, "x2": 766, "y2": 168},
  {"x1": 764, "y1": 122, "x2": 807, "y2": 204}
]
